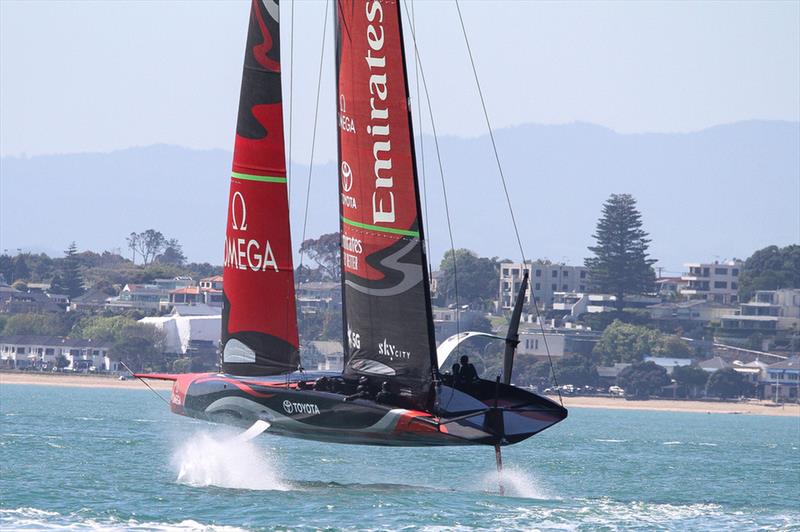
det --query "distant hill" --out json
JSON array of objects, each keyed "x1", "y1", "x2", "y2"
[{"x1": 1, "y1": 120, "x2": 797, "y2": 273}]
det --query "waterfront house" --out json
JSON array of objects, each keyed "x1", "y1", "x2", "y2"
[
  {"x1": 0, "y1": 335, "x2": 113, "y2": 371},
  {"x1": 763, "y1": 356, "x2": 800, "y2": 402},
  {"x1": 681, "y1": 260, "x2": 743, "y2": 305}
]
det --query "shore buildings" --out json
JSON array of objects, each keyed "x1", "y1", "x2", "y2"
[
  {"x1": 681, "y1": 260, "x2": 743, "y2": 305},
  {"x1": 499, "y1": 261, "x2": 589, "y2": 311}
]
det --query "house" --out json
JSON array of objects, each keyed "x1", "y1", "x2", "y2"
[
  {"x1": 552, "y1": 292, "x2": 660, "y2": 317},
  {"x1": 681, "y1": 260, "x2": 743, "y2": 305},
  {"x1": 698, "y1": 356, "x2": 730, "y2": 373},
  {"x1": 431, "y1": 306, "x2": 484, "y2": 341},
  {"x1": 106, "y1": 284, "x2": 166, "y2": 312},
  {"x1": 0, "y1": 285, "x2": 62, "y2": 314},
  {"x1": 296, "y1": 282, "x2": 341, "y2": 314},
  {"x1": 139, "y1": 314, "x2": 221, "y2": 355},
  {"x1": 309, "y1": 340, "x2": 344, "y2": 372},
  {"x1": 429, "y1": 270, "x2": 443, "y2": 299},
  {"x1": 499, "y1": 261, "x2": 590, "y2": 311},
  {"x1": 655, "y1": 277, "x2": 686, "y2": 298},
  {"x1": 70, "y1": 289, "x2": 112, "y2": 311},
  {"x1": 762, "y1": 356, "x2": 800, "y2": 402},
  {"x1": 647, "y1": 300, "x2": 735, "y2": 325},
  {"x1": 199, "y1": 275, "x2": 223, "y2": 291},
  {"x1": 516, "y1": 328, "x2": 600, "y2": 360},
  {"x1": 597, "y1": 363, "x2": 632, "y2": 387},
  {"x1": 719, "y1": 289, "x2": 800, "y2": 334},
  {"x1": 0, "y1": 335, "x2": 113, "y2": 371},
  {"x1": 643, "y1": 356, "x2": 693, "y2": 375}
]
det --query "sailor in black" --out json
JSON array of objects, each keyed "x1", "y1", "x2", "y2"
[
  {"x1": 458, "y1": 355, "x2": 479, "y2": 385},
  {"x1": 375, "y1": 381, "x2": 395, "y2": 404},
  {"x1": 344, "y1": 376, "x2": 372, "y2": 401}
]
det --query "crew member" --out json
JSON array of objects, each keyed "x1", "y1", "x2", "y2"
[
  {"x1": 344, "y1": 376, "x2": 372, "y2": 401},
  {"x1": 458, "y1": 355, "x2": 479, "y2": 385},
  {"x1": 375, "y1": 381, "x2": 395, "y2": 405}
]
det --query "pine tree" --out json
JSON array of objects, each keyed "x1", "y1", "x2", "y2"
[
  {"x1": 62, "y1": 242, "x2": 85, "y2": 298},
  {"x1": 12, "y1": 255, "x2": 30, "y2": 283},
  {"x1": 585, "y1": 194, "x2": 656, "y2": 312}
]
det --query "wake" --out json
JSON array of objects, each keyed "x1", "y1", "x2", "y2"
[{"x1": 171, "y1": 429, "x2": 289, "y2": 491}]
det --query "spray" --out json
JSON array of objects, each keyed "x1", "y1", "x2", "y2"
[{"x1": 171, "y1": 429, "x2": 289, "y2": 491}]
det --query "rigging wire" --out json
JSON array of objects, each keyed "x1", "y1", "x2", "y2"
[
  {"x1": 453, "y1": 0, "x2": 562, "y2": 405},
  {"x1": 297, "y1": 0, "x2": 330, "y2": 275},
  {"x1": 119, "y1": 361, "x2": 171, "y2": 407},
  {"x1": 400, "y1": 0, "x2": 461, "y2": 364},
  {"x1": 411, "y1": 0, "x2": 433, "y2": 279},
  {"x1": 287, "y1": 0, "x2": 295, "y2": 201}
]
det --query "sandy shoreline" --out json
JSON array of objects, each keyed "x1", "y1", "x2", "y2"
[
  {"x1": 0, "y1": 372, "x2": 173, "y2": 390},
  {"x1": 1, "y1": 372, "x2": 797, "y2": 417},
  {"x1": 547, "y1": 395, "x2": 800, "y2": 417}
]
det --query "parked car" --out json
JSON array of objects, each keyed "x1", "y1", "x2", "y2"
[{"x1": 609, "y1": 385, "x2": 625, "y2": 397}]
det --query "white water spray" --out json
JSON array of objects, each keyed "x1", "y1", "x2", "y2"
[
  {"x1": 171, "y1": 429, "x2": 289, "y2": 491},
  {"x1": 480, "y1": 467, "x2": 554, "y2": 499}
]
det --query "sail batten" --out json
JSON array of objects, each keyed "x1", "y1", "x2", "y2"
[
  {"x1": 222, "y1": 0, "x2": 299, "y2": 377},
  {"x1": 335, "y1": 0, "x2": 437, "y2": 409}
]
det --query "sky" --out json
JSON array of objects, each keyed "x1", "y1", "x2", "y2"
[{"x1": 1, "y1": 0, "x2": 799, "y2": 163}]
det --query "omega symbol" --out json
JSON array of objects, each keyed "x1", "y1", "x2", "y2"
[{"x1": 231, "y1": 191, "x2": 248, "y2": 231}]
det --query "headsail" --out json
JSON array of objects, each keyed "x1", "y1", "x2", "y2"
[
  {"x1": 222, "y1": 0, "x2": 299, "y2": 376},
  {"x1": 335, "y1": 0, "x2": 437, "y2": 409}
]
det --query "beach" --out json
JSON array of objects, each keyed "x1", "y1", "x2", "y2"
[
  {"x1": 0, "y1": 371, "x2": 173, "y2": 390},
  {"x1": 1, "y1": 371, "x2": 796, "y2": 416},
  {"x1": 548, "y1": 394, "x2": 800, "y2": 417}
]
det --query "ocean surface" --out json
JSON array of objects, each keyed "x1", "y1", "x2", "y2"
[{"x1": 1, "y1": 384, "x2": 798, "y2": 531}]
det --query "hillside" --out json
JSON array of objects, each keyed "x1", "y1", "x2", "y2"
[{"x1": 1, "y1": 120, "x2": 797, "y2": 271}]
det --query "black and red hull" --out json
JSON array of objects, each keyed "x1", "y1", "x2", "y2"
[{"x1": 142, "y1": 372, "x2": 567, "y2": 447}]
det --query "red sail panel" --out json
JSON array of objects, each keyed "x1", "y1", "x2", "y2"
[
  {"x1": 335, "y1": 0, "x2": 437, "y2": 408},
  {"x1": 222, "y1": 0, "x2": 299, "y2": 376}
]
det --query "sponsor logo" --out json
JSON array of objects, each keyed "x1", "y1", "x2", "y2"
[
  {"x1": 347, "y1": 324, "x2": 361, "y2": 350},
  {"x1": 365, "y1": 0, "x2": 396, "y2": 225},
  {"x1": 338, "y1": 94, "x2": 356, "y2": 134},
  {"x1": 340, "y1": 161, "x2": 358, "y2": 209},
  {"x1": 224, "y1": 191, "x2": 279, "y2": 272},
  {"x1": 171, "y1": 388, "x2": 183, "y2": 406},
  {"x1": 342, "y1": 233, "x2": 362, "y2": 271},
  {"x1": 378, "y1": 338, "x2": 411, "y2": 361},
  {"x1": 282, "y1": 399, "x2": 320, "y2": 415}
]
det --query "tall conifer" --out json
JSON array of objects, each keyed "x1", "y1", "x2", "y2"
[{"x1": 585, "y1": 194, "x2": 656, "y2": 312}]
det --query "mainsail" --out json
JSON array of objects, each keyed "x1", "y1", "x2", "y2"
[
  {"x1": 335, "y1": 0, "x2": 437, "y2": 408},
  {"x1": 221, "y1": 0, "x2": 299, "y2": 376}
]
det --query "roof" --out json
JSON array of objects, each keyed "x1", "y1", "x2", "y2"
[
  {"x1": 596, "y1": 363, "x2": 631, "y2": 378},
  {"x1": 698, "y1": 356, "x2": 730, "y2": 371},
  {"x1": 644, "y1": 357, "x2": 693, "y2": 367},
  {"x1": 767, "y1": 356, "x2": 800, "y2": 371},
  {"x1": 171, "y1": 304, "x2": 222, "y2": 316},
  {"x1": 0, "y1": 335, "x2": 113, "y2": 349},
  {"x1": 171, "y1": 286, "x2": 201, "y2": 295},
  {"x1": 71, "y1": 289, "x2": 112, "y2": 304},
  {"x1": 309, "y1": 340, "x2": 344, "y2": 355},
  {"x1": 721, "y1": 315, "x2": 779, "y2": 322},
  {"x1": 201, "y1": 275, "x2": 224, "y2": 282}
]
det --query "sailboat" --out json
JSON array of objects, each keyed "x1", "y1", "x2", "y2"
[{"x1": 139, "y1": 0, "x2": 566, "y2": 454}]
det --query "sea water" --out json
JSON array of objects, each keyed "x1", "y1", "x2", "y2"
[{"x1": 1, "y1": 384, "x2": 798, "y2": 531}]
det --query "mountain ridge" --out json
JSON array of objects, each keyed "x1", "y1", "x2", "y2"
[{"x1": 2, "y1": 120, "x2": 797, "y2": 273}]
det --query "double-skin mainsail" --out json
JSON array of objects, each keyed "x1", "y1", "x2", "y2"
[
  {"x1": 221, "y1": 0, "x2": 299, "y2": 377},
  {"x1": 335, "y1": 0, "x2": 437, "y2": 410}
]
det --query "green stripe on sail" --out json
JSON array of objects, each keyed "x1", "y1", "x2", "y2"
[
  {"x1": 341, "y1": 217, "x2": 420, "y2": 238},
  {"x1": 231, "y1": 171, "x2": 287, "y2": 183}
]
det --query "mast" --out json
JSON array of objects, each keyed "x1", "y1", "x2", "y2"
[
  {"x1": 334, "y1": 0, "x2": 437, "y2": 409},
  {"x1": 221, "y1": 0, "x2": 300, "y2": 376}
]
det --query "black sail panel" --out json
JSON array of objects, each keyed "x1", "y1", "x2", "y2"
[{"x1": 335, "y1": 0, "x2": 437, "y2": 409}]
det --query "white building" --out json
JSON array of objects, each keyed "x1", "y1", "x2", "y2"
[
  {"x1": 499, "y1": 261, "x2": 590, "y2": 311},
  {"x1": 553, "y1": 292, "x2": 660, "y2": 316},
  {"x1": 681, "y1": 260, "x2": 743, "y2": 304},
  {"x1": 720, "y1": 289, "x2": 800, "y2": 334},
  {"x1": 139, "y1": 314, "x2": 221, "y2": 355},
  {"x1": 0, "y1": 335, "x2": 113, "y2": 371}
]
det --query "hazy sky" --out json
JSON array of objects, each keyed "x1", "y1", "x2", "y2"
[{"x1": 1, "y1": 0, "x2": 798, "y2": 163}]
